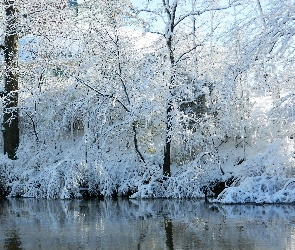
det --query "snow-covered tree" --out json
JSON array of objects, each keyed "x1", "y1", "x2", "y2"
[
  {"x1": 2, "y1": 0, "x2": 19, "y2": 159},
  {"x1": 135, "y1": 0, "x2": 240, "y2": 176}
]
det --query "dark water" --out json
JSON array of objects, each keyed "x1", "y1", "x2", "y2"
[{"x1": 1, "y1": 198, "x2": 295, "y2": 250}]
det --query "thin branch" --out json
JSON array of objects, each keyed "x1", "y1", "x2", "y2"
[
  {"x1": 75, "y1": 76, "x2": 130, "y2": 113},
  {"x1": 175, "y1": 4, "x2": 240, "y2": 27},
  {"x1": 162, "y1": 0, "x2": 171, "y2": 17},
  {"x1": 113, "y1": 25, "x2": 131, "y2": 105},
  {"x1": 105, "y1": 29, "x2": 117, "y2": 45},
  {"x1": 256, "y1": 0, "x2": 266, "y2": 27},
  {"x1": 149, "y1": 31, "x2": 165, "y2": 37},
  {"x1": 175, "y1": 43, "x2": 203, "y2": 64},
  {"x1": 132, "y1": 122, "x2": 145, "y2": 163},
  {"x1": 137, "y1": 9, "x2": 162, "y2": 17},
  {"x1": 25, "y1": 112, "x2": 39, "y2": 144}
]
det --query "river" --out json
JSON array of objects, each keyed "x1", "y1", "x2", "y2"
[{"x1": 1, "y1": 198, "x2": 295, "y2": 249}]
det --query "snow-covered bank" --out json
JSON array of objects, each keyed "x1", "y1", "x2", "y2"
[
  {"x1": 214, "y1": 176, "x2": 295, "y2": 204},
  {"x1": 0, "y1": 136, "x2": 294, "y2": 203}
]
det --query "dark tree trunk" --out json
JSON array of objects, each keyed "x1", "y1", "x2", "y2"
[
  {"x1": 163, "y1": 100, "x2": 173, "y2": 177},
  {"x1": 3, "y1": 1, "x2": 19, "y2": 159},
  {"x1": 162, "y1": 4, "x2": 176, "y2": 177}
]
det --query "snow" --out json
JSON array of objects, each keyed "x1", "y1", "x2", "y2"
[
  {"x1": 213, "y1": 94, "x2": 295, "y2": 204},
  {"x1": 1, "y1": 0, "x2": 295, "y2": 204},
  {"x1": 1, "y1": 79, "x2": 294, "y2": 203}
]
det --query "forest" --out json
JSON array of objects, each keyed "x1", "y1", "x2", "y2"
[{"x1": 0, "y1": 0, "x2": 294, "y2": 203}]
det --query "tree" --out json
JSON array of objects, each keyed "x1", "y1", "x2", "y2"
[
  {"x1": 0, "y1": 0, "x2": 77, "y2": 164},
  {"x1": 2, "y1": 0, "x2": 19, "y2": 159},
  {"x1": 136, "y1": 0, "x2": 238, "y2": 176},
  {"x1": 73, "y1": 0, "x2": 147, "y2": 163}
]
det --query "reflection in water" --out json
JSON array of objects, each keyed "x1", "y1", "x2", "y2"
[
  {"x1": 0, "y1": 198, "x2": 295, "y2": 249},
  {"x1": 164, "y1": 216, "x2": 174, "y2": 250},
  {"x1": 4, "y1": 230, "x2": 22, "y2": 250}
]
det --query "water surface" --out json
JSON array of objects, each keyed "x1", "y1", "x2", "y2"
[{"x1": 1, "y1": 198, "x2": 295, "y2": 249}]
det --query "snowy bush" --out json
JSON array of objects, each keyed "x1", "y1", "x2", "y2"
[{"x1": 214, "y1": 139, "x2": 295, "y2": 204}]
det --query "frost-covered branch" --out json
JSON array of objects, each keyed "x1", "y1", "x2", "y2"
[
  {"x1": 75, "y1": 76, "x2": 130, "y2": 113},
  {"x1": 25, "y1": 111, "x2": 39, "y2": 144},
  {"x1": 174, "y1": 3, "x2": 241, "y2": 27},
  {"x1": 175, "y1": 43, "x2": 203, "y2": 64}
]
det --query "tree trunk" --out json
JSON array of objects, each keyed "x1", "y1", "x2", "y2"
[
  {"x1": 161, "y1": 1, "x2": 178, "y2": 177},
  {"x1": 163, "y1": 20, "x2": 175, "y2": 177},
  {"x1": 163, "y1": 100, "x2": 173, "y2": 177},
  {"x1": 3, "y1": 0, "x2": 19, "y2": 159}
]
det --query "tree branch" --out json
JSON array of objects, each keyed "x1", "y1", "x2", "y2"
[
  {"x1": 175, "y1": 43, "x2": 203, "y2": 64},
  {"x1": 137, "y1": 9, "x2": 162, "y2": 17},
  {"x1": 75, "y1": 76, "x2": 130, "y2": 113},
  {"x1": 175, "y1": 3, "x2": 240, "y2": 27},
  {"x1": 132, "y1": 122, "x2": 145, "y2": 162},
  {"x1": 25, "y1": 112, "x2": 39, "y2": 144}
]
